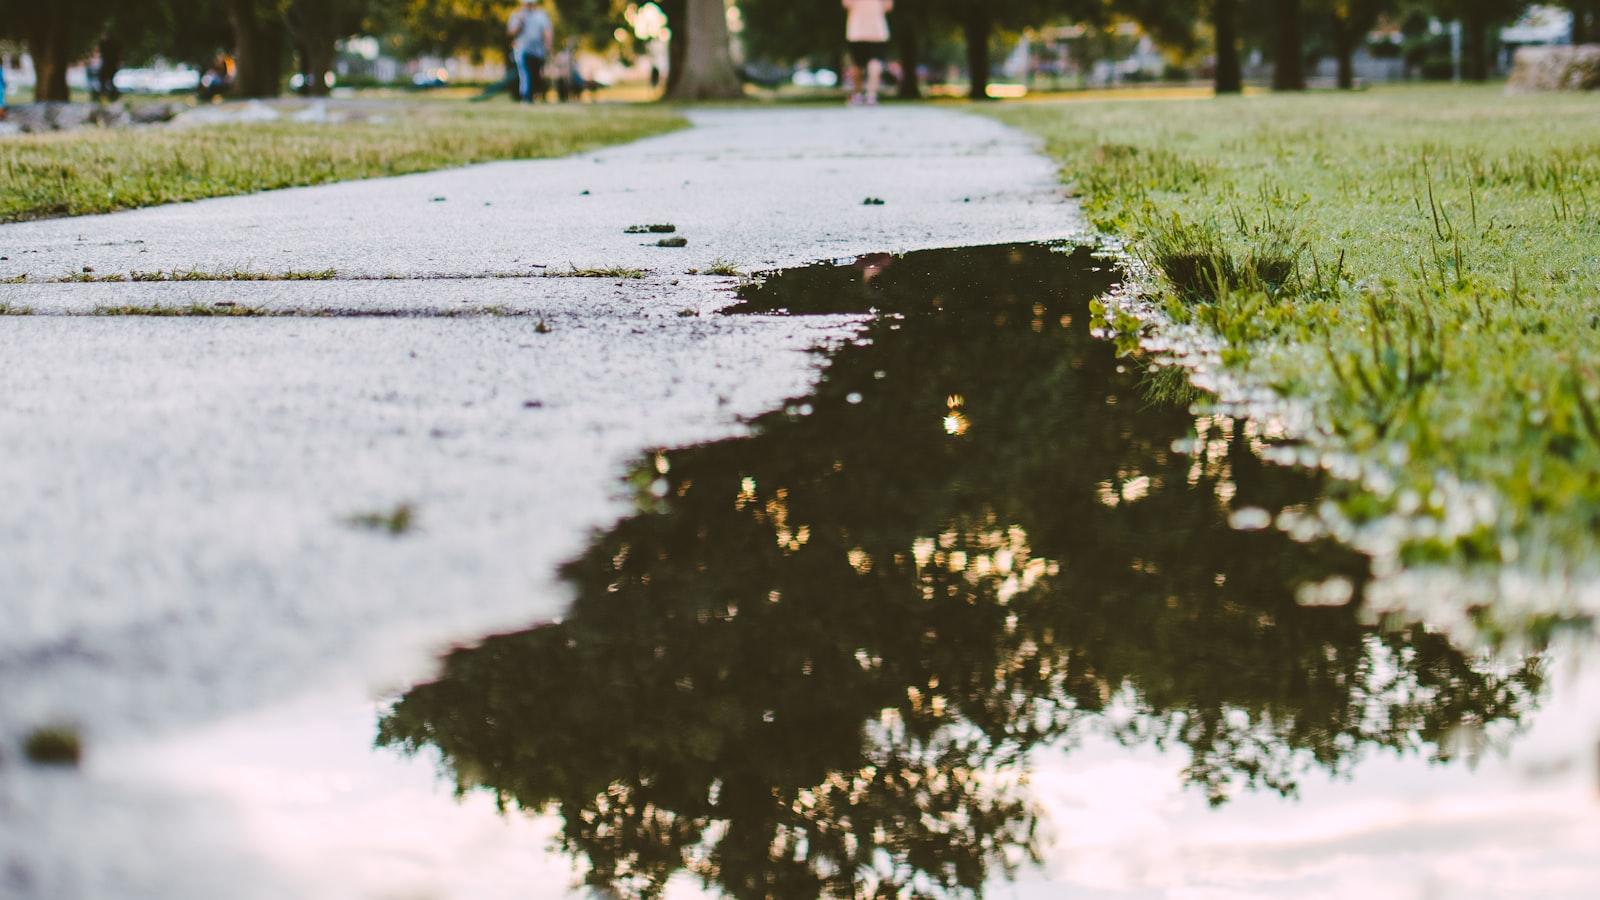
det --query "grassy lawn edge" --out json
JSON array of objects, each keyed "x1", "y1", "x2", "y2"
[
  {"x1": 987, "y1": 86, "x2": 1600, "y2": 645},
  {"x1": 0, "y1": 103, "x2": 688, "y2": 223}
]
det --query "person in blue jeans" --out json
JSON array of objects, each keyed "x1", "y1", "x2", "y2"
[{"x1": 508, "y1": 0, "x2": 554, "y2": 102}]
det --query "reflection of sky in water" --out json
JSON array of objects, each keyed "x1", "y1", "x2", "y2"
[
  {"x1": 83, "y1": 658, "x2": 1600, "y2": 899},
  {"x1": 28, "y1": 245, "x2": 1600, "y2": 898}
]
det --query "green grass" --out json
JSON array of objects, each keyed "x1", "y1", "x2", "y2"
[
  {"x1": 552, "y1": 265, "x2": 648, "y2": 279},
  {"x1": 991, "y1": 85, "x2": 1600, "y2": 573},
  {"x1": 92, "y1": 302, "x2": 277, "y2": 316},
  {"x1": 85, "y1": 302, "x2": 525, "y2": 318},
  {"x1": 346, "y1": 503, "x2": 417, "y2": 536},
  {"x1": 0, "y1": 103, "x2": 686, "y2": 222},
  {"x1": 52, "y1": 267, "x2": 340, "y2": 283}
]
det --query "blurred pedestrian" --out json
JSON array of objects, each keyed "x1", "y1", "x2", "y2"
[
  {"x1": 94, "y1": 41, "x2": 122, "y2": 102},
  {"x1": 554, "y1": 40, "x2": 588, "y2": 103},
  {"x1": 843, "y1": 0, "x2": 892, "y2": 106},
  {"x1": 199, "y1": 56, "x2": 231, "y2": 102},
  {"x1": 0, "y1": 61, "x2": 8, "y2": 121},
  {"x1": 502, "y1": 37, "x2": 520, "y2": 101},
  {"x1": 508, "y1": 0, "x2": 554, "y2": 103},
  {"x1": 87, "y1": 50, "x2": 103, "y2": 102}
]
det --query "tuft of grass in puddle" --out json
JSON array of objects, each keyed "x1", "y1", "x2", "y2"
[
  {"x1": 0, "y1": 301, "x2": 34, "y2": 315},
  {"x1": 703, "y1": 258, "x2": 741, "y2": 276},
  {"x1": 24, "y1": 726, "x2": 82, "y2": 766},
  {"x1": 345, "y1": 503, "x2": 416, "y2": 536},
  {"x1": 0, "y1": 103, "x2": 687, "y2": 223},
  {"x1": 990, "y1": 85, "x2": 1600, "y2": 570}
]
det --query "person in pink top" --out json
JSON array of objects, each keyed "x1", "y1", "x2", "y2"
[{"x1": 843, "y1": 0, "x2": 893, "y2": 105}]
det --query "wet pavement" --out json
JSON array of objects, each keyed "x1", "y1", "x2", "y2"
[
  {"x1": 0, "y1": 105, "x2": 1076, "y2": 749},
  {"x1": 0, "y1": 106, "x2": 1080, "y2": 898},
  {"x1": 6, "y1": 244, "x2": 1597, "y2": 898}
]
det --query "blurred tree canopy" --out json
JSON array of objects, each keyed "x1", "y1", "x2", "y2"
[
  {"x1": 0, "y1": 0, "x2": 1549, "y2": 103},
  {"x1": 0, "y1": 0, "x2": 120, "y2": 100}
]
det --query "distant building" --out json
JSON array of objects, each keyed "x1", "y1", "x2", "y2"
[{"x1": 1501, "y1": 5, "x2": 1575, "y2": 71}]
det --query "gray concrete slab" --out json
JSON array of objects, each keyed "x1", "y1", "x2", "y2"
[{"x1": 0, "y1": 312, "x2": 855, "y2": 740}]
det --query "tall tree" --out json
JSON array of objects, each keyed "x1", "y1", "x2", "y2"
[
  {"x1": 932, "y1": 0, "x2": 1063, "y2": 101},
  {"x1": 958, "y1": 0, "x2": 991, "y2": 99},
  {"x1": 1215, "y1": 0, "x2": 1244, "y2": 92},
  {"x1": 116, "y1": 0, "x2": 235, "y2": 71},
  {"x1": 1117, "y1": 0, "x2": 1224, "y2": 91},
  {"x1": 281, "y1": 0, "x2": 370, "y2": 96},
  {"x1": 1572, "y1": 0, "x2": 1600, "y2": 42},
  {"x1": 0, "y1": 0, "x2": 117, "y2": 101},
  {"x1": 1272, "y1": 0, "x2": 1306, "y2": 89},
  {"x1": 1434, "y1": 0, "x2": 1520, "y2": 80},
  {"x1": 1317, "y1": 0, "x2": 1387, "y2": 89},
  {"x1": 226, "y1": 0, "x2": 288, "y2": 96},
  {"x1": 895, "y1": 0, "x2": 926, "y2": 98},
  {"x1": 666, "y1": 0, "x2": 742, "y2": 99}
]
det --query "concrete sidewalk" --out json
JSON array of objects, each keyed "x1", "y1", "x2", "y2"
[
  {"x1": 0, "y1": 107, "x2": 1068, "y2": 286},
  {"x1": 0, "y1": 104, "x2": 1082, "y2": 900},
  {"x1": 0, "y1": 106, "x2": 1078, "y2": 740}
]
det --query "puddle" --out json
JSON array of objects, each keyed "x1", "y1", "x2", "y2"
[
  {"x1": 9, "y1": 244, "x2": 1595, "y2": 899},
  {"x1": 356, "y1": 245, "x2": 1597, "y2": 897}
]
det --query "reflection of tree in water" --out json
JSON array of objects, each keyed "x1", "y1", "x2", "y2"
[{"x1": 377, "y1": 245, "x2": 1543, "y2": 898}]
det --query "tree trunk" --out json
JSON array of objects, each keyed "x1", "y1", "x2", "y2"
[
  {"x1": 1333, "y1": 17, "x2": 1355, "y2": 90},
  {"x1": 1463, "y1": 12, "x2": 1488, "y2": 81},
  {"x1": 284, "y1": 0, "x2": 338, "y2": 97},
  {"x1": 98, "y1": 38, "x2": 124, "y2": 101},
  {"x1": 227, "y1": 0, "x2": 285, "y2": 98},
  {"x1": 301, "y1": 41, "x2": 335, "y2": 96},
  {"x1": 666, "y1": 31, "x2": 686, "y2": 94},
  {"x1": 1571, "y1": 2, "x2": 1596, "y2": 44},
  {"x1": 1272, "y1": 0, "x2": 1305, "y2": 90},
  {"x1": 1465, "y1": 11, "x2": 1491, "y2": 80},
  {"x1": 665, "y1": 0, "x2": 742, "y2": 100},
  {"x1": 896, "y1": 10, "x2": 922, "y2": 100},
  {"x1": 25, "y1": 13, "x2": 72, "y2": 102},
  {"x1": 1214, "y1": 0, "x2": 1242, "y2": 94},
  {"x1": 658, "y1": 0, "x2": 685, "y2": 94},
  {"x1": 964, "y1": 5, "x2": 991, "y2": 101}
]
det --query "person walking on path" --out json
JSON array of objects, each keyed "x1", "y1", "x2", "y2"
[
  {"x1": 843, "y1": 0, "x2": 892, "y2": 106},
  {"x1": 509, "y1": 0, "x2": 554, "y2": 102}
]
